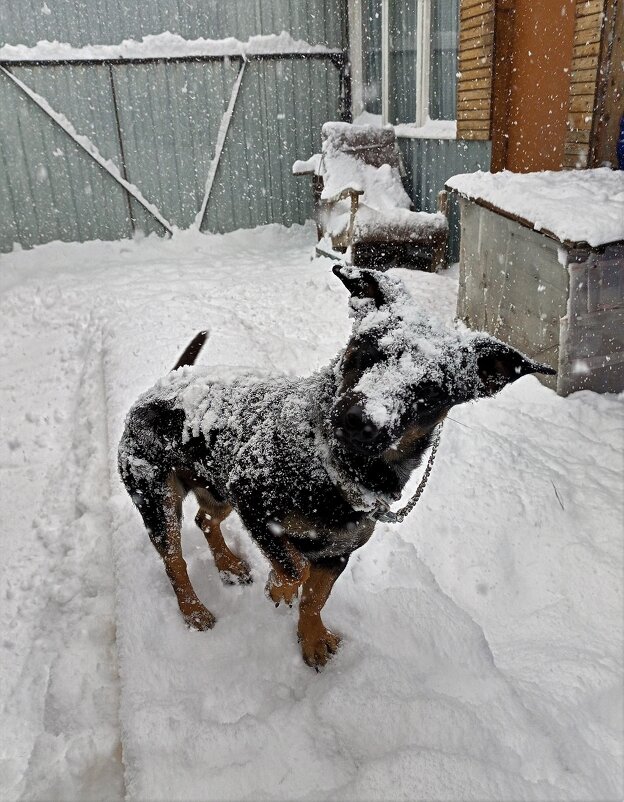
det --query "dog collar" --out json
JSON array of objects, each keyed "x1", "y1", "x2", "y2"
[{"x1": 369, "y1": 424, "x2": 443, "y2": 524}]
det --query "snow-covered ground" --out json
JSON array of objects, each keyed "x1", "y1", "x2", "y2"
[{"x1": 1, "y1": 223, "x2": 622, "y2": 801}]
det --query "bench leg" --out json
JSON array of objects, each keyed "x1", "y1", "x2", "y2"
[{"x1": 431, "y1": 235, "x2": 447, "y2": 272}]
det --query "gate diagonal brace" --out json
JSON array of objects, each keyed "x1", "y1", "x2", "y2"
[
  {"x1": 195, "y1": 57, "x2": 247, "y2": 231},
  {"x1": 0, "y1": 65, "x2": 174, "y2": 235}
]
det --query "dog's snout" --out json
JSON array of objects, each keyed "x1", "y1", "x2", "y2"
[
  {"x1": 335, "y1": 403, "x2": 379, "y2": 448},
  {"x1": 345, "y1": 405, "x2": 378, "y2": 439}
]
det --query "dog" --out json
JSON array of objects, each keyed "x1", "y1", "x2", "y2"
[{"x1": 118, "y1": 264, "x2": 555, "y2": 669}]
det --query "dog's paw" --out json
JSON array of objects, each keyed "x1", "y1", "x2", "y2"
[
  {"x1": 299, "y1": 626, "x2": 341, "y2": 670},
  {"x1": 183, "y1": 605, "x2": 216, "y2": 631},
  {"x1": 265, "y1": 570, "x2": 301, "y2": 607},
  {"x1": 218, "y1": 559, "x2": 253, "y2": 586}
]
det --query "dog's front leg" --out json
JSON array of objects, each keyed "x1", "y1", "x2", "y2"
[
  {"x1": 264, "y1": 538, "x2": 310, "y2": 607},
  {"x1": 298, "y1": 557, "x2": 348, "y2": 669},
  {"x1": 238, "y1": 515, "x2": 310, "y2": 606}
]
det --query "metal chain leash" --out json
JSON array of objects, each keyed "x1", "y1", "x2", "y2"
[{"x1": 370, "y1": 423, "x2": 443, "y2": 524}]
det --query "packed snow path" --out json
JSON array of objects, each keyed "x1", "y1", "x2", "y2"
[{"x1": 0, "y1": 224, "x2": 622, "y2": 801}]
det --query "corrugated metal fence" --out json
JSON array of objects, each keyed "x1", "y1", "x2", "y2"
[
  {"x1": 0, "y1": 0, "x2": 347, "y2": 252},
  {"x1": 399, "y1": 137, "x2": 491, "y2": 262},
  {"x1": 0, "y1": 0, "x2": 342, "y2": 50}
]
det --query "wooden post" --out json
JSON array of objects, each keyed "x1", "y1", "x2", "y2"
[
  {"x1": 490, "y1": 0, "x2": 516, "y2": 172},
  {"x1": 589, "y1": 0, "x2": 622, "y2": 167}
]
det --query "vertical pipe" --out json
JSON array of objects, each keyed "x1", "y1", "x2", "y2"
[
  {"x1": 381, "y1": 0, "x2": 389, "y2": 124},
  {"x1": 416, "y1": 0, "x2": 431, "y2": 126},
  {"x1": 348, "y1": 0, "x2": 364, "y2": 120}
]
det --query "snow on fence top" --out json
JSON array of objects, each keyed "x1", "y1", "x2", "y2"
[
  {"x1": 0, "y1": 31, "x2": 341, "y2": 62},
  {"x1": 446, "y1": 168, "x2": 624, "y2": 248}
]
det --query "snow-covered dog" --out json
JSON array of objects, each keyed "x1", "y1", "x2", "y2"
[{"x1": 118, "y1": 265, "x2": 554, "y2": 669}]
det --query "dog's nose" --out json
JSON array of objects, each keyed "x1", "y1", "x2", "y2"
[{"x1": 335, "y1": 404, "x2": 379, "y2": 445}]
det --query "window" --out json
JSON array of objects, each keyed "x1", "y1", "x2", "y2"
[{"x1": 351, "y1": 0, "x2": 459, "y2": 130}]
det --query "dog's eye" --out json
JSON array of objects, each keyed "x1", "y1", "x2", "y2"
[
  {"x1": 413, "y1": 384, "x2": 448, "y2": 418},
  {"x1": 343, "y1": 342, "x2": 380, "y2": 373}
]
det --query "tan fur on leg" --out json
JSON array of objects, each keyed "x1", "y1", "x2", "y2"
[
  {"x1": 163, "y1": 475, "x2": 215, "y2": 630},
  {"x1": 265, "y1": 542, "x2": 310, "y2": 606},
  {"x1": 194, "y1": 501, "x2": 252, "y2": 585},
  {"x1": 298, "y1": 564, "x2": 342, "y2": 668}
]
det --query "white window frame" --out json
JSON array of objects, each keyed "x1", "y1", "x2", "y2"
[{"x1": 349, "y1": 0, "x2": 454, "y2": 133}]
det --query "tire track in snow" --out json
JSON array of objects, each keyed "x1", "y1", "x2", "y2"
[
  {"x1": 0, "y1": 285, "x2": 90, "y2": 798},
  {"x1": 0, "y1": 300, "x2": 124, "y2": 800},
  {"x1": 23, "y1": 321, "x2": 123, "y2": 801}
]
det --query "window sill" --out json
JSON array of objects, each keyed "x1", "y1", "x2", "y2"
[
  {"x1": 352, "y1": 112, "x2": 457, "y2": 141},
  {"x1": 394, "y1": 120, "x2": 457, "y2": 140}
]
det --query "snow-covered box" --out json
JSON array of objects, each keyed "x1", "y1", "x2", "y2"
[{"x1": 446, "y1": 168, "x2": 624, "y2": 396}]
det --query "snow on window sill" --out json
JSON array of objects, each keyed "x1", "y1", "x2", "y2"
[
  {"x1": 352, "y1": 112, "x2": 457, "y2": 141},
  {"x1": 394, "y1": 119, "x2": 457, "y2": 140}
]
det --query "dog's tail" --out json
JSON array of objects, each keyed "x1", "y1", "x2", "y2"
[{"x1": 172, "y1": 330, "x2": 209, "y2": 371}]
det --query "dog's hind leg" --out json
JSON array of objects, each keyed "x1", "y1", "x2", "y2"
[
  {"x1": 140, "y1": 474, "x2": 216, "y2": 631},
  {"x1": 193, "y1": 489, "x2": 252, "y2": 585},
  {"x1": 298, "y1": 557, "x2": 349, "y2": 669}
]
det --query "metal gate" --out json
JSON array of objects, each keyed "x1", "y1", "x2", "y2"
[{"x1": 0, "y1": 46, "x2": 348, "y2": 252}]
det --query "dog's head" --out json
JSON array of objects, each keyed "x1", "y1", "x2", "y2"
[{"x1": 330, "y1": 264, "x2": 555, "y2": 457}]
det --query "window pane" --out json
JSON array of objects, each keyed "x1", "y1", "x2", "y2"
[
  {"x1": 389, "y1": 0, "x2": 418, "y2": 124},
  {"x1": 362, "y1": 0, "x2": 382, "y2": 115},
  {"x1": 430, "y1": 0, "x2": 459, "y2": 119}
]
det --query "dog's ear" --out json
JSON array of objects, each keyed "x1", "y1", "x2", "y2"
[
  {"x1": 332, "y1": 264, "x2": 386, "y2": 308},
  {"x1": 472, "y1": 337, "x2": 556, "y2": 395}
]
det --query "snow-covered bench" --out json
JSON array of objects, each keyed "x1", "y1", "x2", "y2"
[{"x1": 293, "y1": 122, "x2": 449, "y2": 271}]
